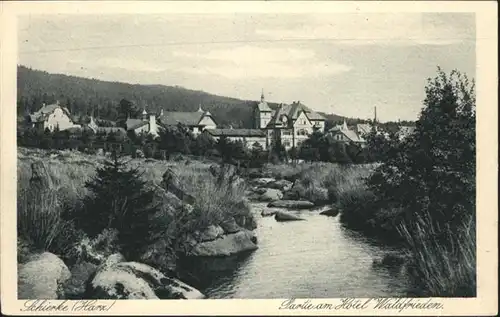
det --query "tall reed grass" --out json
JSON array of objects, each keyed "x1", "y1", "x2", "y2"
[
  {"x1": 17, "y1": 188, "x2": 63, "y2": 251},
  {"x1": 174, "y1": 165, "x2": 252, "y2": 231},
  {"x1": 399, "y1": 211, "x2": 476, "y2": 297}
]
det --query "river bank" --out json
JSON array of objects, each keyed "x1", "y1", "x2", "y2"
[
  {"x1": 178, "y1": 202, "x2": 410, "y2": 298},
  {"x1": 18, "y1": 147, "x2": 412, "y2": 299},
  {"x1": 17, "y1": 147, "x2": 257, "y2": 299}
]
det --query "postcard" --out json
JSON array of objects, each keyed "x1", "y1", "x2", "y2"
[{"x1": 1, "y1": 1, "x2": 497, "y2": 315}]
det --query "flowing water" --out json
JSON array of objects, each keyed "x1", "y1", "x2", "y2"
[{"x1": 179, "y1": 202, "x2": 410, "y2": 299}]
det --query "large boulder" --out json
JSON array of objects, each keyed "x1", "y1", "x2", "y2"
[
  {"x1": 267, "y1": 200, "x2": 315, "y2": 209},
  {"x1": 320, "y1": 208, "x2": 340, "y2": 217},
  {"x1": 252, "y1": 187, "x2": 268, "y2": 195},
  {"x1": 187, "y1": 230, "x2": 258, "y2": 257},
  {"x1": 261, "y1": 209, "x2": 277, "y2": 217},
  {"x1": 252, "y1": 178, "x2": 276, "y2": 187},
  {"x1": 257, "y1": 188, "x2": 283, "y2": 202},
  {"x1": 18, "y1": 252, "x2": 71, "y2": 299},
  {"x1": 267, "y1": 179, "x2": 293, "y2": 191},
  {"x1": 85, "y1": 254, "x2": 204, "y2": 299},
  {"x1": 274, "y1": 211, "x2": 305, "y2": 222},
  {"x1": 198, "y1": 225, "x2": 225, "y2": 242},
  {"x1": 220, "y1": 217, "x2": 242, "y2": 234}
]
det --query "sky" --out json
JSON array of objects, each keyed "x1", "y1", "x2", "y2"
[{"x1": 18, "y1": 13, "x2": 475, "y2": 122}]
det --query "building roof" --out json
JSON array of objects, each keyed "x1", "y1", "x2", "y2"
[
  {"x1": 257, "y1": 90, "x2": 273, "y2": 112},
  {"x1": 96, "y1": 127, "x2": 127, "y2": 135},
  {"x1": 158, "y1": 111, "x2": 209, "y2": 127},
  {"x1": 128, "y1": 120, "x2": 149, "y2": 130},
  {"x1": 337, "y1": 129, "x2": 365, "y2": 143},
  {"x1": 257, "y1": 100, "x2": 272, "y2": 112},
  {"x1": 205, "y1": 128, "x2": 266, "y2": 137},
  {"x1": 29, "y1": 103, "x2": 73, "y2": 123},
  {"x1": 356, "y1": 123, "x2": 373, "y2": 135},
  {"x1": 266, "y1": 101, "x2": 326, "y2": 128},
  {"x1": 328, "y1": 121, "x2": 365, "y2": 143},
  {"x1": 125, "y1": 118, "x2": 145, "y2": 130}
]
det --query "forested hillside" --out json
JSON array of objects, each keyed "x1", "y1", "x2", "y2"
[
  {"x1": 17, "y1": 65, "x2": 411, "y2": 129},
  {"x1": 17, "y1": 66, "x2": 273, "y2": 128}
]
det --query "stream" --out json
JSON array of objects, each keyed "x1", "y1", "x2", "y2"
[{"x1": 179, "y1": 202, "x2": 410, "y2": 298}]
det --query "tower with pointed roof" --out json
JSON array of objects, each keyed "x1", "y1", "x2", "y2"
[{"x1": 255, "y1": 89, "x2": 272, "y2": 129}]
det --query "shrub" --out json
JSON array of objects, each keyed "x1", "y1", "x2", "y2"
[
  {"x1": 76, "y1": 153, "x2": 159, "y2": 259},
  {"x1": 367, "y1": 68, "x2": 476, "y2": 295}
]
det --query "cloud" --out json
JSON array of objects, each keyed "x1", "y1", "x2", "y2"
[
  {"x1": 174, "y1": 46, "x2": 315, "y2": 63},
  {"x1": 255, "y1": 13, "x2": 473, "y2": 46},
  {"x1": 178, "y1": 61, "x2": 350, "y2": 79},
  {"x1": 172, "y1": 45, "x2": 350, "y2": 79}
]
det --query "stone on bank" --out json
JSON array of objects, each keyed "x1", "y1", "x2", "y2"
[
  {"x1": 18, "y1": 252, "x2": 71, "y2": 299},
  {"x1": 267, "y1": 200, "x2": 315, "y2": 209},
  {"x1": 85, "y1": 254, "x2": 205, "y2": 299},
  {"x1": 274, "y1": 211, "x2": 306, "y2": 222},
  {"x1": 187, "y1": 229, "x2": 258, "y2": 257}
]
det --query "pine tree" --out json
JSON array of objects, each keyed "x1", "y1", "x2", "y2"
[{"x1": 78, "y1": 152, "x2": 159, "y2": 258}]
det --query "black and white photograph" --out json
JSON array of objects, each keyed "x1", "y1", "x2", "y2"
[{"x1": 1, "y1": 2, "x2": 497, "y2": 314}]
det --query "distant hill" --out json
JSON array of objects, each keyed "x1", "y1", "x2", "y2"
[
  {"x1": 17, "y1": 66, "x2": 280, "y2": 128},
  {"x1": 17, "y1": 65, "x2": 410, "y2": 129}
]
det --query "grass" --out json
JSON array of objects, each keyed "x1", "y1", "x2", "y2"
[
  {"x1": 17, "y1": 147, "x2": 253, "y2": 268},
  {"x1": 262, "y1": 161, "x2": 376, "y2": 206},
  {"x1": 399, "y1": 212, "x2": 476, "y2": 297},
  {"x1": 17, "y1": 188, "x2": 64, "y2": 252}
]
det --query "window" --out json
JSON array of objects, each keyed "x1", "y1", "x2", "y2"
[
  {"x1": 282, "y1": 130, "x2": 292, "y2": 136},
  {"x1": 283, "y1": 140, "x2": 291, "y2": 147},
  {"x1": 297, "y1": 128, "x2": 309, "y2": 136}
]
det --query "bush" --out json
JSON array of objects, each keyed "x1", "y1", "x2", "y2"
[
  {"x1": 367, "y1": 68, "x2": 476, "y2": 296},
  {"x1": 76, "y1": 153, "x2": 159, "y2": 259}
]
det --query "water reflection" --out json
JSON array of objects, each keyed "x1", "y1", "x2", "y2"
[{"x1": 180, "y1": 203, "x2": 410, "y2": 298}]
